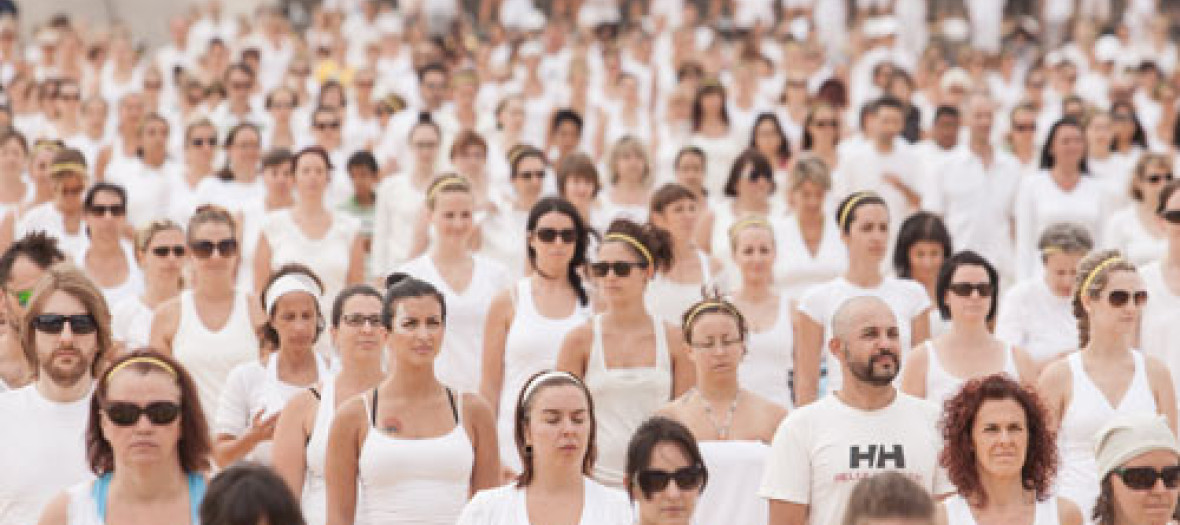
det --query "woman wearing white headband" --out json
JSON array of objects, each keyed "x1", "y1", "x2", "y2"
[{"x1": 212, "y1": 264, "x2": 330, "y2": 467}]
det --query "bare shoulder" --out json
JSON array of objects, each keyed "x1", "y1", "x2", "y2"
[
  {"x1": 1057, "y1": 497, "x2": 1084, "y2": 525},
  {"x1": 36, "y1": 490, "x2": 70, "y2": 525},
  {"x1": 744, "y1": 390, "x2": 788, "y2": 437},
  {"x1": 461, "y1": 392, "x2": 495, "y2": 422}
]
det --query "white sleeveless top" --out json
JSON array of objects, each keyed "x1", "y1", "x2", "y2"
[
  {"x1": 498, "y1": 278, "x2": 590, "y2": 472},
  {"x1": 739, "y1": 294, "x2": 795, "y2": 408},
  {"x1": 303, "y1": 375, "x2": 336, "y2": 525},
  {"x1": 1057, "y1": 350, "x2": 1157, "y2": 514},
  {"x1": 943, "y1": 494, "x2": 1059, "y2": 525},
  {"x1": 80, "y1": 240, "x2": 145, "y2": 309},
  {"x1": 357, "y1": 388, "x2": 474, "y2": 525},
  {"x1": 696, "y1": 441, "x2": 770, "y2": 525},
  {"x1": 173, "y1": 290, "x2": 260, "y2": 422},
  {"x1": 924, "y1": 340, "x2": 1019, "y2": 406},
  {"x1": 645, "y1": 250, "x2": 714, "y2": 323},
  {"x1": 262, "y1": 209, "x2": 360, "y2": 305},
  {"x1": 584, "y1": 314, "x2": 673, "y2": 487}
]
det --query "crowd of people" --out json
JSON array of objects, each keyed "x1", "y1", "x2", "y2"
[{"x1": 0, "y1": 0, "x2": 1179, "y2": 524}]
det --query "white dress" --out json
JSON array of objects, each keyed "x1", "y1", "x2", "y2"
[
  {"x1": 772, "y1": 214, "x2": 848, "y2": 300},
  {"x1": 697, "y1": 441, "x2": 770, "y2": 525},
  {"x1": 172, "y1": 290, "x2": 261, "y2": 421},
  {"x1": 739, "y1": 294, "x2": 795, "y2": 408},
  {"x1": 1103, "y1": 207, "x2": 1165, "y2": 267},
  {"x1": 456, "y1": 478, "x2": 632, "y2": 525},
  {"x1": 944, "y1": 493, "x2": 1059, "y2": 525},
  {"x1": 645, "y1": 250, "x2": 714, "y2": 324},
  {"x1": 261, "y1": 209, "x2": 360, "y2": 305},
  {"x1": 1139, "y1": 262, "x2": 1180, "y2": 405}
]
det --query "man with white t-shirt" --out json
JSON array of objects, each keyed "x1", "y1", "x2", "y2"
[
  {"x1": 761, "y1": 296, "x2": 952, "y2": 525},
  {"x1": 835, "y1": 97, "x2": 924, "y2": 230},
  {"x1": 0, "y1": 264, "x2": 113, "y2": 525}
]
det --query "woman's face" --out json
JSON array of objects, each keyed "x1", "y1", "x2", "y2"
[
  {"x1": 653, "y1": 197, "x2": 699, "y2": 241},
  {"x1": 30, "y1": 149, "x2": 54, "y2": 183},
  {"x1": 1050, "y1": 125, "x2": 1086, "y2": 168},
  {"x1": 754, "y1": 120, "x2": 782, "y2": 153},
  {"x1": 512, "y1": 157, "x2": 546, "y2": 203},
  {"x1": 229, "y1": 129, "x2": 262, "y2": 169},
  {"x1": 842, "y1": 204, "x2": 890, "y2": 262},
  {"x1": 1087, "y1": 114, "x2": 1113, "y2": 149},
  {"x1": 272, "y1": 291, "x2": 319, "y2": 350},
  {"x1": 499, "y1": 98, "x2": 526, "y2": 131},
  {"x1": 524, "y1": 384, "x2": 591, "y2": 471},
  {"x1": 732, "y1": 226, "x2": 775, "y2": 281},
  {"x1": 185, "y1": 125, "x2": 218, "y2": 167},
  {"x1": 142, "y1": 119, "x2": 169, "y2": 152},
  {"x1": 700, "y1": 91, "x2": 724, "y2": 115},
  {"x1": 735, "y1": 169, "x2": 773, "y2": 201},
  {"x1": 788, "y1": 180, "x2": 827, "y2": 218},
  {"x1": 529, "y1": 211, "x2": 577, "y2": 269},
  {"x1": 452, "y1": 145, "x2": 487, "y2": 179},
  {"x1": 971, "y1": 398, "x2": 1029, "y2": 479},
  {"x1": 632, "y1": 441, "x2": 703, "y2": 525},
  {"x1": 808, "y1": 108, "x2": 839, "y2": 144},
  {"x1": 1138, "y1": 160, "x2": 1173, "y2": 206},
  {"x1": 686, "y1": 311, "x2": 744, "y2": 381},
  {"x1": 53, "y1": 174, "x2": 86, "y2": 213},
  {"x1": 142, "y1": 228, "x2": 186, "y2": 282},
  {"x1": 674, "y1": 154, "x2": 705, "y2": 190},
  {"x1": 1111, "y1": 449, "x2": 1180, "y2": 525},
  {"x1": 100, "y1": 370, "x2": 183, "y2": 467},
  {"x1": 431, "y1": 191, "x2": 475, "y2": 241},
  {"x1": 263, "y1": 161, "x2": 294, "y2": 200},
  {"x1": 614, "y1": 149, "x2": 647, "y2": 185},
  {"x1": 294, "y1": 154, "x2": 329, "y2": 200},
  {"x1": 1112, "y1": 111, "x2": 1137, "y2": 140},
  {"x1": 594, "y1": 241, "x2": 652, "y2": 302},
  {"x1": 562, "y1": 175, "x2": 597, "y2": 204},
  {"x1": 84, "y1": 189, "x2": 126, "y2": 240},
  {"x1": 387, "y1": 295, "x2": 445, "y2": 367},
  {"x1": 0, "y1": 139, "x2": 26, "y2": 174},
  {"x1": 1043, "y1": 252, "x2": 1084, "y2": 298},
  {"x1": 188, "y1": 221, "x2": 238, "y2": 278},
  {"x1": 1084, "y1": 270, "x2": 1146, "y2": 335},
  {"x1": 945, "y1": 264, "x2": 992, "y2": 322},
  {"x1": 907, "y1": 240, "x2": 945, "y2": 284},
  {"x1": 332, "y1": 294, "x2": 387, "y2": 361}
]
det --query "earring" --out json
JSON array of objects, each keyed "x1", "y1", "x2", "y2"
[{"x1": 524, "y1": 444, "x2": 533, "y2": 456}]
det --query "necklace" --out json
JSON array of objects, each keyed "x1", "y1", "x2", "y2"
[{"x1": 696, "y1": 389, "x2": 740, "y2": 439}]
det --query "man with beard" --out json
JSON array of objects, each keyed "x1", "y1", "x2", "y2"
[
  {"x1": 760, "y1": 296, "x2": 952, "y2": 525},
  {"x1": 0, "y1": 264, "x2": 112, "y2": 525}
]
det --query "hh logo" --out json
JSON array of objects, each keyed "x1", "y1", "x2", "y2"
[{"x1": 849, "y1": 444, "x2": 906, "y2": 469}]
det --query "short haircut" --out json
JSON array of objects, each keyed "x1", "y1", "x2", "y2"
[
  {"x1": 842, "y1": 472, "x2": 934, "y2": 525},
  {"x1": 556, "y1": 153, "x2": 601, "y2": 197},
  {"x1": 346, "y1": 150, "x2": 378, "y2": 172},
  {"x1": 934, "y1": 105, "x2": 961, "y2": 121},
  {"x1": 199, "y1": 462, "x2": 306, "y2": 525},
  {"x1": 0, "y1": 232, "x2": 66, "y2": 287},
  {"x1": 551, "y1": 109, "x2": 583, "y2": 134}
]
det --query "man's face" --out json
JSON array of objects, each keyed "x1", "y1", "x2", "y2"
[
  {"x1": 420, "y1": 71, "x2": 448, "y2": 109},
  {"x1": 32, "y1": 290, "x2": 100, "y2": 387},
  {"x1": 932, "y1": 114, "x2": 960, "y2": 149},
  {"x1": 835, "y1": 302, "x2": 901, "y2": 387},
  {"x1": 875, "y1": 107, "x2": 903, "y2": 140}
]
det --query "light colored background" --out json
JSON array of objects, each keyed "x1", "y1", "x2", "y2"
[{"x1": 17, "y1": 0, "x2": 270, "y2": 46}]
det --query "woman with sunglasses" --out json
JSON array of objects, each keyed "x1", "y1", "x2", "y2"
[
  {"x1": 37, "y1": 350, "x2": 212, "y2": 525},
  {"x1": 601, "y1": 136, "x2": 654, "y2": 226},
  {"x1": 1091, "y1": 413, "x2": 1180, "y2": 525},
  {"x1": 938, "y1": 374, "x2": 1083, "y2": 525},
  {"x1": 398, "y1": 174, "x2": 508, "y2": 395},
  {"x1": 689, "y1": 82, "x2": 739, "y2": 196},
  {"x1": 273, "y1": 284, "x2": 388, "y2": 525},
  {"x1": 1142, "y1": 181, "x2": 1180, "y2": 383},
  {"x1": 900, "y1": 252, "x2": 1036, "y2": 403},
  {"x1": 625, "y1": 416, "x2": 709, "y2": 525},
  {"x1": 79, "y1": 183, "x2": 143, "y2": 306},
  {"x1": 111, "y1": 220, "x2": 185, "y2": 350},
  {"x1": 701, "y1": 150, "x2": 777, "y2": 268},
  {"x1": 1038, "y1": 249, "x2": 1177, "y2": 514},
  {"x1": 151, "y1": 205, "x2": 267, "y2": 423},
  {"x1": 325, "y1": 274, "x2": 498, "y2": 525},
  {"x1": 800, "y1": 104, "x2": 842, "y2": 177},
  {"x1": 482, "y1": 146, "x2": 548, "y2": 279},
  {"x1": 646, "y1": 183, "x2": 721, "y2": 324},
  {"x1": 16, "y1": 148, "x2": 90, "y2": 258},
  {"x1": 658, "y1": 293, "x2": 786, "y2": 525},
  {"x1": 167, "y1": 119, "x2": 218, "y2": 224},
  {"x1": 1103, "y1": 153, "x2": 1172, "y2": 267},
  {"x1": 795, "y1": 192, "x2": 931, "y2": 405},
  {"x1": 458, "y1": 370, "x2": 631, "y2": 524},
  {"x1": 557, "y1": 218, "x2": 694, "y2": 487},
  {"x1": 773, "y1": 155, "x2": 847, "y2": 300},
  {"x1": 481, "y1": 198, "x2": 592, "y2": 475}
]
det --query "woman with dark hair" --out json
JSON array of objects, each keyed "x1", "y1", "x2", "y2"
[
  {"x1": 750, "y1": 113, "x2": 792, "y2": 174},
  {"x1": 272, "y1": 284, "x2": 388, "y2": 525},
  {"x1": 481, "y1": 146, "x2": 548, "y2": 280},
  {"x1": 1038, "y1": 250, "x2": 1177, "y2": 513},
  {"x1": 689, "y1": 82, "x2": 740, "y2": 196},
  {"x1": 625, "y1": 416, "x2": 709, "y2": 525},
  {"x1": 555, "y1": 153, "x2": 606, "y2": 230},
  {"x1": 79, "y1": 182, "x2": 144, "y2": 307},
  {"x1": 214, "y1": 264, "x2": 330, "y2": 467},
  {"x1": 773, "y1": 154, "x2": 848, "y2": 300},
  {"x1": 800, "y1": 104, "x2": 842, "y2": 177},
  {"x1": 200, "y1": 462, "x2": 307, "y2": 525},
  {"x1": 646, "y1": 183, "x2": 721, "y2": 323},
  {"x1": 558, "y1": 219, "x2": 694, "y2": 487},
  {"x1": 937, "y1": 374, "x2": 1081, "y2": 525},
  {"x1": 325, "y1": 274, "x2": 498, "y2": 525},
  {"x1": 1014, "y1": 117, "x2": 1108, "y2": 281},
  {"x1": 1103, "y1": 153, "x2": 1172, "y2": 266},
  {"x1": 458, "y1": 371, "x2": 631, "y2": 524},
  {"x1": 893, "y1": 212, "x2": 953, "y2": 338},
  {"x1": 901, "y1": 252, "x2": 1036, "y2": 403},
  {"x1": 111, "y1": 220, "x2": 186, "y2": 350},
  {"x1": 1110, "y1": 101, "x2": 1148, "y2": 167},
  {"x1": 196, "y1": 123, "x2": 264, "y2": 215},
  {"x1": 795, "y1": 192, "x2": 931, "y2": 405},
  {"x1": 1090, "y1": 413, "x2": 1180, "y2": 525},
  {"x1": 37, "y1": 350, "x2": 212, "y2": 525},
  {"x1": 481, "y1": 197, "x2": 592, "y2": 475},
  {"x1": 700, "y1": 149, "x2": 777, "y2": 268}
]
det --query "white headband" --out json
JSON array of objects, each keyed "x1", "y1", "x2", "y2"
[
  {"x1": 264, "y1": 273, "x2": 323, "y2": 315},
  {"x1": 521, "y1": 370, "x2": 581, "y2": 404}
]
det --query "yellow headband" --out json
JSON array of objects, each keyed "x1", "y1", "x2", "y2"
[
  {"x1": 684, "y1": 300, "x2": 740, "y2": 330},
  {"x1": 728, "y1": 216, "x2": 772, "y2": 240},
  {"x1": 106, "y1": 357, "x2": 177, "y2": 381},
  {"x1": 604, "y1": 233, "x2": 653, "y2": 266},
  {"x1": 1041, "y1": 246, "x2": 1062, "y2": 256},
  {"x1": 427, "y1": 177, "x2": 468, "y2": 202},
  {"x1": 838, "y1": 192, "x2": 875, "y2": 230},
  {"x1": 50, "y1": 162, "x2": 86, "y2": 174},
  {"x1": 33, "y1": 141, "x2": 61, "y2": 154},
  {"x1": 1080, "y1": 256, "x2": 1124, "y2": 296}
]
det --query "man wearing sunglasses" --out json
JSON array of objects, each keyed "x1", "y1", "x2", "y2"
[
  {"x1": 0, "y1": 264, "x2": 113, "y2": 525},
  {"x1": 761, "y1": 296, "x2": 952, "y2": 525}
]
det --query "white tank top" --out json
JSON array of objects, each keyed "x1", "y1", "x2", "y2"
[
  {"x1": 357, "y1": 388, "x2": 474, "y2": 525},
  {"x1": 924, "y1": 340, "x2": 1019, "y2": 406},
  {"x1": 585, "y1": 314, "x2": 673, "y2": 487},
  {"x1": 498, "y1": 278, "x2": 590, "y2": 472},
  {"x1": 1057, "y1": 350, "x2": 1157, "y2": 514},
  {"x1": 173, "y1": 290, "x2": 260, "y2": 421},
  {"x1": 739, "y1": 294, "x2": 795, "y2": 408},
  {"x1": 943, "y1": 494, "x2": 1059, "y2": 525},
  {"x1": 696, "y1": 441, "x2": 770, "y2": 525},
  {"x1": 303, "y1": 375, "x2": 335, "y2": 525},
  {"x1": 645, "y1": 250, "x2": 714, "y2": 323}
]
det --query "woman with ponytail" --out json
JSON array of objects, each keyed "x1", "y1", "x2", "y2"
[{"x1": 1038, "y1": 249, "x2": 1177, "y2": 514}]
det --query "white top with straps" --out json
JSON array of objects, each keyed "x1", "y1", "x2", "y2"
[
  {"x1": 943, "y1": 494, "x2": 1059, "y2": 525},
  {"x1": 584, "y1": 314, "x2": 673, "y2": 487},
  {"x1": 357, "y1": 389, "x2": 474, "y2": 525},
  {"x1": 456, "y1": 477, "x2": 632, "y2": 525},
  {"x1": 739, "y1": 294, "x2": 795, "y2": 408},
  {"x1": 498, "y1": 278, "x2": 590, "y2": 472},
  {"x1": 303, "y1": 374, "x2": 335, "y2": 525},
  {"x1": 1057, "y1": 350, "x2": 1157, "y2": 514},
  {"x1": 697, "y1": 440, "x2": 770, "y2": 525},
  {"x1": 645, "y1": 250, "x2": 714, "y2": 323},
  {"x1": 173, "y1": 290, "x2": 260, "y2": 421},
  {"x1": 261, "y1": 208, "x2": 360, "y2": 305},
  {"x1": 924, "y1": 340, "x2": 1019, "y2": 406}
]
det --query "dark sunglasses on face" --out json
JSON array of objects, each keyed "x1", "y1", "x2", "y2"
[
  {"x1": 1012, "y1": 123, "x2": 1036, "y2": 132},
  {"x1": 32, "y1": 313, "x2": 98, "y2": 334},
  {"x1": 314, "y1": 121, "x2": 341, "y2": 130},
  {"x1": 947, "y1": 282, "x2": 994, "y2": 298},
  {"x1": 1162, "y1": 210, "x2": 1180, "y2": 224},
  {"x1": 812, "y1": 119, "x2": 838, "y2": 128},
  {"x1": 514, "y1": 170, "x2": 546, "y2": 181},
  {"x1": 534, "y1": 228, "x2": 577, "y2": 244},
  {"x1": 151, "y1": 245, "x2": 186, "y2": 258},
  {"x1": 1143, "y1": 172, "x2": 1173, "y2": 184},
  {"x1": 104, "y1": 401, "x2": 182, "y2": 427},
  {"x1": 190, "y1": 137, "x2": 218, "y2": 147},
  {"x1": 341, "y1": 313, "x2": 383, "y2": 328},
  {"x1": 1105, "y1": 289, "x2": 1149, "y2": 307},
  {"x1": 88, "y1": 204, "x2": 125, "y2": 217},
  {"x1": 589, "y1": 261, "x2": 648, "y2": 278},
  {"x1": 190, "y1": 238, "x2": 239, "y2": 259},
  {"x1": 1113, "y1": 465, "x2": 1180, "y2": 490},
  {"x1": 635, "y1": 465, "x2": 706, "y2": 497}
]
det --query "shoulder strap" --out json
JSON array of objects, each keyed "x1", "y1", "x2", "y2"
[
  {"x1": 308, "y1": 387, "x2": 321, "y2": 400},
  {"x1": 92, "y1": 473, "x2": 113, "y2": 521},
  {"x1": 188, "y1": 473, "x2": 206, "y2": 524},
  {"x1": 447, "y1": 388, "x2": 459, "y2": 424},
  {"x1": 367, "y1": 388, "x2": 379, "y2": 428}
]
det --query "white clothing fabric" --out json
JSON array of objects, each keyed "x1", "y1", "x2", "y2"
[
  {"x1": 944, "y1": 493, "x2": 1059, "y2": 525},
  {"x1": 698, "y1": 441, "x2": 770, "y2": 525},
  {"x1": 215, "y1": 353, "x2": 329, "y2": 464},
  {"x1": 105, "y1": 159, "x2": 180, "y2": 228},
  {"x1": 261, "y1": 209, "x2": 360, "y2": 304},
  {"x1": 371, "y1": 175, "x2": 425, "y2": 275},
  {"x1": 995, "y1": 278, "x2": 1077, "y2": 365},
  {"x1": 1139, "y1": 262, "x2": 1180, "y2": 406},
  {"x1": 772, "y1": 214, "x2": 848, "y2": 300},
  {"x1": 690, "y1": 132, "x2": 743, "y2": 197},
  {"x1": 739, "y1": 294, "x2": 796, "y2": 408},
  {"x1": 16, "y1": 203, "x2": 88, "y2": 260},
  {"x1": 1057, "y1": 351, "x2": 1157, "y2": 513},
  {"x1": 1103, "y1": 207, "x2": 1165, "y2": 267},
  {"x1": 195, "y1": 176, "x2": 266, "y2": 216},
  {"x1": 456, "y1": 478, "x2": 632, "y2": 525},
  {"x1": 79, "y1": 241, "x2": 145, "y2": 309},
  {"x1": 759, "y1": 393, "x2": 952, "y2": 525},
  {"x1": 645, "y1": 251, "x2": 714, "y2": 324},
  {"x1": 0, "y1": 385, "x2": 92, "y2": 525},
  {"x1": 173, "y1": 290, "x2": 261, "y2": 421},
  {"x1": 835, "y1": 142, "x2": 926, "y2": 234},
  {"x1": 479, "y1": 202, "x2": 530, "y2": 282},
  {"x1": 1014, "y1": 172, "x2": 1108, "y2": 281},
  {"x1": 923, "y1": 340, "x2": 1019, "y2": 406},
  {"x1": 111, "y1": 295, "x2": 153, "y2": 349},
  {"x1": 303, "y1": 375, "x2": 335, "y2": 525},
  {"x1": 585, "y1": 314, "x2": 673, "y2": 487}
]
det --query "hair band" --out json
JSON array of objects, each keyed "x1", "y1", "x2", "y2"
[
  {"x1": 50, "y1": 162, "x2": 86, "y2": 174},
  {"x1": 521, "y1": 370, "x2": 581, "y2": 405},
  {"x1": 838, "y1": 192, "x2": 875, "y2": 230},
  {"x1": 264, "y1": 273, "x2": 323, "y2": 315},
  {"x1": 727, "y1": 216, "x2": 772, "y2": 240},
  {"x1": 604, "y1": 233, "x2": 653, "y2": 266},
  {"x1": 1080, "y1": 256, "x2": 1124, "y2": 297},
  {"x1": 684, "y1": 300, "x2": 740, "y2": 329},
  {"x1": 33, "y1": 141, "x2": 61, "y2": 154},
  {"x1": 1041, "y1": 246, "x2": 1062, "y2": 256},
  {"x1": 106, "y1": 357, "x2": 177, "y2": 380},
  {"x1": 427, "y1": 176, "x2": 469, "y2": 202}
]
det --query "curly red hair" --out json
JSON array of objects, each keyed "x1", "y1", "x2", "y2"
[{"x1": 939, "y1": 374, "x2": 1058, "y2": 505}]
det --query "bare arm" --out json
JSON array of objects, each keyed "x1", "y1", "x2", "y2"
[
  {"x1": 1146, "y1": 355, "x2": 1179, "y2": 433},
  {"x1": 479, "y1": 290, "x2": 514, "y2": 414},
  {"x1": 910, "y1": 308, "x2": 931, "y2": 347},
  {"x1": 346, "y1": 233, "x2": 365, "y2": 286},
  {"x1": 325, "y1": 399, "x2": 366, "y2": 525},
  {"x1": 148, "y1": 299, "x2": 181, "y2": 355},
  {"x1": 898, "y1": 343, "x2": 929, "y2": 399},
  {"x1": 1036, "y1": 360, "x2": 1072, "y2": 433},
  {"x1": 793, "y1": 312, "x2": 823, "y2": 406},
  {"x1": 213, "y1": 411, "x2": 279, "y2": 467},
  {"x1": 1011, "y1": 346, "x2": 1039, "y2": 387},
  {"x1": 463, "y1": 393, "x2": 502, "y2": 494},
  {"x1": 555, "y1": 324, "x2": 592, "y2": 379},
  {"x1": 271, "y1": 391, "x2": 317, "y2": 498},
  {"x1": 768, "y1": 500, "x2": 809, "y2": 525},
  {"x1": 253, "y1": 233, "x2": 273, "y2": 298},
  {"x1": 35, "y1": 491, "x2": 69, "y2": 525}
]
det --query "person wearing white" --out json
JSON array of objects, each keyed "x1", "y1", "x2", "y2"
[
  {"x1": 834, "y1": 99, "x2": 924, "y2": 239},
  {"x1": 645, "y1": 183, "x2": 719, "y2": 323},
  {"x1": 17, "y1": 152, "x2": 90, "y2": 260},
  {"x1": 104, "y1": 115, "x2": 178, "y2": 229},
  {"x1": 1102, "y1": 153, "x2": 1172, "y2": 267},
  {"x1": 772, "y1": 155, "x2": 848, "y2": 300},
  {"x1": 481, "y1": 148, "x2": 550, "y2": 281},
  {"x1": 761, "y1": 296, "x2": 952, "y2": 525},
  {"x1": 1140, "y1": 182, "x2": 1180, "y2": 405},
  {"x1": 370, "y1": 121, "x2": 440, "y2": 274},
  {"x1": 111, "y1": 221, "x2": 186, "y2": 350},
  {"x1": 729, "y1": 218, "x2": 796, "y2": 408}
]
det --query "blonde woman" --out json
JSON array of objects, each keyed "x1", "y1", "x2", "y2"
[
  {"x1": 601, "y1": 136, "x2": 655, "y2": 225},
  {"x1": 112, "y1": 219, "x2": 186, "y2": 349}
]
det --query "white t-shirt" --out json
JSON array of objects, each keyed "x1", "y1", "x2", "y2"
[
  {"x1": 994, "y1": 278, "x2": 1077, "y2": 366},
  {"x1": 1140, "y1": 261, "x2": 1180, "y2": 405},
  {"x1": 1013, "y1": 171, "x2": 1108, "y2": 281},
  {"x1": 105, "y1": 158, "x2": 181, "y2": 229},
  {"x1": 834, "y1": 140, "x2": 926, "y2": 235},
  {"x1": 456, "y1": 478, "x2": 631, "y2": 525},
  {"x1": 0, "y1": 385, "x2": 93, "y2": 525},
  {"x1": 214, "y1": 354, "x2": 328, "y2": 465},
  {"x1": 759, "y1": 393, "x2": 952, "y2": 525}
]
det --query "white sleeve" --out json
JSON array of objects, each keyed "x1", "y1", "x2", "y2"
[
  {"x1": 758, "y1": 411, "x2": 813, "y2": 503},
  {"x1": 1013, "y1": 178, "x2": 1036, "y2": 283},
  {"x1": 993, "y1": 287, "x2": 1026, "y2": 348},
  {"x1": 921, "y1": 158, "x2": 948, "y2": 215},
  {"x1": 796, "y1": 286, "x2": 828, "y2": 325},
  {"x1": 214, "y1": 365, "x2": 255, "y2": 437},
  {"x1": 455, "y1": 489, "x2": 498, "y2": 525}
]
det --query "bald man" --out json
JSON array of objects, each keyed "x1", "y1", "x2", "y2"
[{"x1": 761, "y1": 296, "x2": 953, "y2": 525}]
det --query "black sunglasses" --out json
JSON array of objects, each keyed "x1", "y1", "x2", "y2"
[
  {"x1": 635, "y1": 465, "x2": 706, "y2": 497},
  {"x1": 1113, "y1": 465, "x2": 1180, "y2": 490},
  {"x1": 341, "y1": 313, "x2": 383, "y2": 328},
  {"x1": 151, "y1": 245, "x2": 186, "y2": 258},
  {"x1": 87, "y1": 204, "x2": 125, "y2": 217},
  {"x1": 947, "y1": 282, "x2": 994, "y2": 298},
  {"x1": 313, "y1": 121, "x2": 341, "y2": 130},
  {"x1": 104, "y1": 401, "x2": 182, "y2": 427},
  {"x1": 32, "y1": 314, "x2": 98, "y2": 335},
  {"x1": 190, "y1": 238, "x2": 238, "y2": 259},
  {"x1": 534, "y1": 228, "x2": 577, "y2": 244},
  {"x1": 514, "y1": 170, "x2": 545, "y2": 181},
  {"x1": 190, "y1": 137, "x2": 218, "y2": 147},
  {"x1": 1161, "y1": 209, "x2": 1180, "y2": 224},
  {"x1": 1105, "y1": 289, "x2": 1149, "y2": 307},
  {"x1": 589, "y1": 261, "x2": 648, "y2": 278}
]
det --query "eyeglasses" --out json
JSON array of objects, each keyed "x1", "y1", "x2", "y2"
[
  {"x1": 151, "y1": 245, "x2": 186, "y2": 258},
  {"x1": 1105, "y1": 289, "x2": 1148, "y2": 307},
  {"x1": 588, "y1": 261, "x2": 648, "y2": 278},
  {"x1": 1113, "y1": 465, "x2": 1180, "y2": 490},
  {"x1": 32, "y1": 314, "x2": 98, "y2": 334},
  {"x1": 635, "y1": 465, "x2": 706, "y2": 496},
  {"x1": 1161, "y1": 210, "x2": 1180, "y2": 224},
  {"x1": 341, "y1": 313, "x2": 383, "y2": 328},
  {"x1": 87, "y1": 204, "x2": 126, "y2": 217},
  {"x1": 1142, "y1": 172, "x2": 1173, "y2": 184},
  {"x1": 514, "y1": 170, "x2": 545, "y2": 181},
  {"x1": 1012, "y1": 123, "x2": 1036, "y2": 132},
  {"x1": 104, "y1": 401, "x2": 182, "y2": 427},
  {"x1": 534, "y1": 228, "x2": 577, "y2": 244},
  {"x1": 314, "y1": 121, "x2": 341, "y2": 130},
  {"x1": 812, "y1": 119, "x2": 838, "y2": 128},
  {"x1": 190, "y1": 137, "x2": 218, "y2": 147},
  {"x1": 189, "y1": 238, "x2": 239, "y2": 259},
  {"x1": 947, "y1": 282, "x2": 994, "y2": 298},
  {"x1": 412, "y1": 141, "x2": 439, "y2": 150}
]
